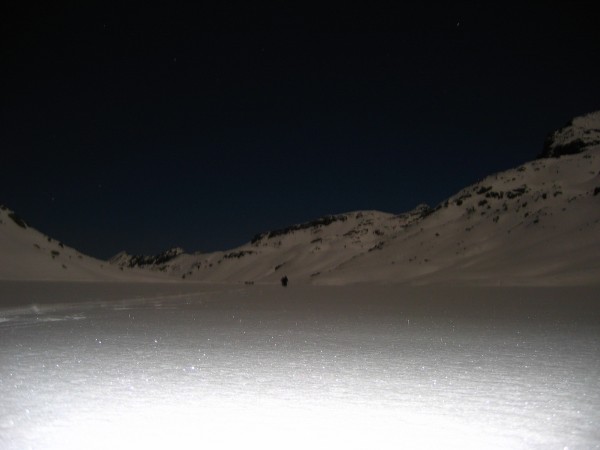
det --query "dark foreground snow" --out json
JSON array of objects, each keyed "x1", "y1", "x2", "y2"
[{"x1": 1, "y1": 282, "x2": 599, "y2": 449}]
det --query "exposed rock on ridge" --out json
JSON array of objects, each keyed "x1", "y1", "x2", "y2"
[{"x1": 540, "y1": 110, "x2": 600, "y2": 158}]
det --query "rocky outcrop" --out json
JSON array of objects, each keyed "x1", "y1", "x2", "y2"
[
  {"x1": 539, "y1": 111, "x2": 600, "y2": 158},
  {"x1": 110, "y1": 247, "x2": 186, "y2": 269},
  {"x1": 251, "y1": 214, "x2": 348, "y2": 244}
]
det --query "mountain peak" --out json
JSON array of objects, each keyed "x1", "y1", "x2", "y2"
[{"x1": 540, "y1": 110, "x2": 600, "y2": 158}]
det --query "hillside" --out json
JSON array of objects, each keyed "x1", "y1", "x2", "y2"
[
  {"x1": 2, "y1": 111, "x2": 599, "y2": 285},
  {"x1": 110, "y1": 210, "x2": 407, "y2": 282},
  {"x1": 325, "y1": 147, "x2": 600, "y2": 285},
  {"x1": 110, "y1": 111, "x2": 600, "y2": 286},
  {"x1": 0, "y1": 206, "x2": 166, "y2": 281}
]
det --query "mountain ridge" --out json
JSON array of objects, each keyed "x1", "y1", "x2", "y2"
[
  {"x1": 0, "y1": 205, "x2": 170, "y2": 282},
  {"x1": 109, "y1": 111, "x2": 600, "y2": 285},
  {"x1": 2, "y1": 111, "x2": 599, "y2": 285},
  {"x1": 540, "y1": 110, "x2": 600, "y2": 158}
]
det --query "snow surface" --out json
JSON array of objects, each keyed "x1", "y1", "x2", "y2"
[
  {"x1": 2, "y1": 112, "x2": 599, "y2": 448},
  {"x1": 1, "y1": 282, "x2": 599, "y2": 449}
]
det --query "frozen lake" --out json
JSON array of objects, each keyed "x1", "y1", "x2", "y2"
[{"x1": 1, "y1": 282, "x2": 599, "y2": 449}]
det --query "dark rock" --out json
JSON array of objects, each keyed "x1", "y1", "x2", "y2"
[
  {"x1": 252, "y1": 215, "x2": 348, "y2": 243},
  {"x1": 8, "y1": 212, "x2": 27, "y2": 229}
]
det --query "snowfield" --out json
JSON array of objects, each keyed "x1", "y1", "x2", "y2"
[
  {"x1": 1, "y1": 282, "x2": 599, "y2": 449},
  {"x1": 2, "y1": 112, "x2": 599, "y2": 448}
]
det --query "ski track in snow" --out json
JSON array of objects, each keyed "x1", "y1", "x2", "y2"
[{"x1": 1, "y1": 283, "x2": 599, "y2": 449}]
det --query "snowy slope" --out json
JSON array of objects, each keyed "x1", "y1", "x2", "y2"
[
  {"x1": 323, "y1": 112, "x2": 600, "y2": 285},
  {"x1": 111, "y1": 211, "x2": 408, "y2": 283},
  {"x1": 324, "y1": 147, "x2": 600, "y2": 285},
  {"x1": 111, "y1": 111, "x2": 600, "y2": 286},
  {"x1": 4, "y1": 111, "x2": 599, "y2": 285},
  {"x1": 0, "y1": 206, "x2": 166, "y2": 281}
]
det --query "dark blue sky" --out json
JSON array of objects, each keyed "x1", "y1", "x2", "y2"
[{"x1": 2, "y1": 3, "x2": 599, "y2": 259}]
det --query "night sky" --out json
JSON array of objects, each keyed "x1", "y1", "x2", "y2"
[{"x1": 2, "y1": 3, "x2": 599, "y2": 259}]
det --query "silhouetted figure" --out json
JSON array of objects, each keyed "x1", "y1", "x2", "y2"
[{"x1": 280, "y1": 275, "x2": 288, "y2": 287}]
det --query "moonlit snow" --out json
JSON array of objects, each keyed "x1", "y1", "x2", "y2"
[
  {"x1": 1, "y1": 113, "x2": 600, "y2": 448},
  {"x1": 1, "y1": 282, "x2": 599, "y2": 449}
]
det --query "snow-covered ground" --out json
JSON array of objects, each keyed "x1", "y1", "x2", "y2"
[
  {"x1": 1, "y1": 112, "x2": 598, "y2": 448},
  {"x1": 1, "y1": 282, "x2": 599, "y2": 449}
]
